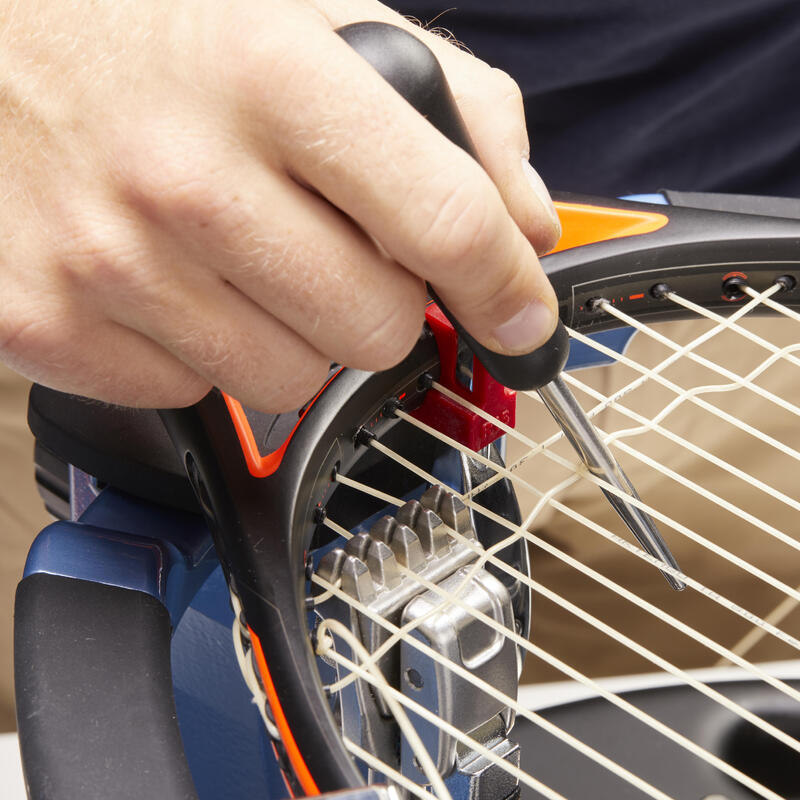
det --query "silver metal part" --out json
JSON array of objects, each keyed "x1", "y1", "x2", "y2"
[
  {"x1": 446, "y1": 737, "x2": 521, "y2": 800},
  {"x1": 400, "y1": 566, "x2": 517, "y2": 780},
  {"x1": 314, "y1": 485, "x2": 520, "y2": 798},
  {"x1": 538, "y1": 375, "x2": 685, "y2": 591}
]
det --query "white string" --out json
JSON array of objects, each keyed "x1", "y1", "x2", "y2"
[
  {"x1": 319, "y1": 514, "x2": 527, "y2": 697},
  {"x1": 369, "y1": 427, "x2": 800, "y2": 654},
  {"x1": 471, "y1": 285, "x2": 799, "y2": 513},
  {"x1": 342, "y1": 739, "x2": 437, "y2": 800},
  {"x1": 311, "y1": 577, "x2": 342, "y2": 606},
  {"x1": 597, "y1": 285, "x2": 800, "y2": 404},
  {"x1": 599, "y1": 292, "x2": 800, "y2": 422},
  {"x1": 313, "y1": 570, "x2": 783, "y2": 800},
  {"x1": 315, "y1": 618, "x2": 452, "y2": 800},
  {"x1": 439, "y1": 369, "x2": 800, "y2": 535},
  {"x1": 567, "y1": 327, "x2": 800, "y2": 464},
  {"x1": 664, "y1": 287, "x2": 800, "y2": 370},
  {"x1": 229, "y1": 591, "x2": 280, "y2": 740},
  {"x1": 721, "y1": 588, "x2": 800, "y2": 665},
  {"x1": 592, "y1": 284, "x2": 781, "y2": 419},
  {"x1": 313, "y1": 573, "x2": 674, "y2": 800},
  {"x1": 412, "y1": 381, "x2": 800, "y2": 608},
  {"x1": 336, "y1": 472, "x2": 402, "y2": 508},
  {"x1": 745, "y1": 284, "x2": 800, "y2": 322},
  {"x1": 571, "y1": 285, "x2": 800, "y2": 672},
  {"x1": 560, "y1": 370, "x2": 800, "y2": 516},
  {"x1": 393, "y1": 409, "x2": 800, "y2": 630},
  {"x1": 302, "y1": 279, "x2": 800, "y2": 799},
  {"x1": 327, "y1": 473, "x2": 800, "y2": 754},
  {"x1": 335, "y1": 470, "x2": 800, "y2": 709},
  {"x1": 321, "y1": 639, "x2": 572, "y2": 800}
]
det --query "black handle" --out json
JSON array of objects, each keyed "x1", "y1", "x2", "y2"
[{"x1": 337, "y1": 21, "x2": 568, "y2": 390}]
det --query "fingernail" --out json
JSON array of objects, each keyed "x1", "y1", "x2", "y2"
[
  {"x1": 493, "y1": 298, "x2": 556, "y2": 354},
  {"x1": 522, "y1": 159, "x2": 561, "y2": 238}
]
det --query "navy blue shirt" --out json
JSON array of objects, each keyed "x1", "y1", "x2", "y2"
[{"x1": 396, "y1": 1, "x2": 800, "y2": 197}]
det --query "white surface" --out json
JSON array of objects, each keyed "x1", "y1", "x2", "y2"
[
  {"x1": 518, "y1": 658, "x2": 800, "y2": 710},
  {"x1": 0, "y1": 733, "x2": 26, "y2": 799}
]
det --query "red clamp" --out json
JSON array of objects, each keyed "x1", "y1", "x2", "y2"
[{"x1": 411, "y1": 303, "x2": 516, "y2": 451}]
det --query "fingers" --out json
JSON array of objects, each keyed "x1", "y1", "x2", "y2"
[
  {"x1": 236, "y1": 16, "x2": 559, "y2": 356},
  {"x1": 443, "y1": 72, "x2": 563, "y2": 256},
  {"x1": 116, "y1": 145, "x2": 427, "y2": 373},
  {"x1": 105, "y1": 275, "x2": 334, "y2": 412},
  {"x1": 0, "y1": 307, "x2": 213, "y2": 409},
  {"x1": 217, "y1": 176, "x2": 428, "y2": 371},
  {"x1": 312, "y1": 1, "x2": 562, "y2": 255},
  {"x1": 2, "y1": 0, "x2": 564, "y2": 417},
  {"x1": 44, "y1": 202, "x2": 332, "y2": 411},
  {"x1": 15, "y1": 283, "x2": 332, "y2": 412}
]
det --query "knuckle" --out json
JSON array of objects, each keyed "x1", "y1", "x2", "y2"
[
  {"x1": 471, "y1": 231, "x2": 535, "y2": 315},
  {"x1": 116, "y1": 128, "x2": 241, "y2": 235},
  {"x1": 91, "y1": 364, "x2": 212, "y2": 409},
  {"x1": 151, "y1": 375, "x2": 213, "y2": 409},
  {"x1": 222, "y1": 23, "x2": 306, "y2": 132},
  {"x1": 475, "y1": 261, "x2": 529, "y2": 319},
  {"x1": 57, "y1": 214, "x2": 138, "y2": 290},
  {"x1": 0, "y1": 308, "x2": 62, "y2": 366},
  {"x1": 485, "y1": 68, "x2": 528, "y2": 152},
  {"x1": 414, "y1": 171, "x2": 501, "y2": 270}
]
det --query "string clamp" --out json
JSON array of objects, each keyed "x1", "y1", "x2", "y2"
[{"x1": 411, "y1": 303, "x2": 516, "y2": 451}]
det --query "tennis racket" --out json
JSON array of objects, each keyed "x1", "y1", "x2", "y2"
[{"x1": 155, "y1": 21, "x2": 800, "y2": 800}]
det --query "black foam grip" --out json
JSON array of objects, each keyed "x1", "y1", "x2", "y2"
[
  {"x1": 338, "y1": 22, "x2": 568, "y2": 390},
  {"x1": 15, "y1": 574, "x2": 198, "y2": 800}
]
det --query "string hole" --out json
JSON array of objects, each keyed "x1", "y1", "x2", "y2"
[
  {"x1": 382, "y1": 398, "x2": 402, "y2": 418},
  {"x1": 722, "y1": 275, "x2": 748, "y2": 300},
  {"x1": 417, "y1": 373, "x2": 434, "y2": 392},
  {"x1": 775, "y1": 275, "x2": 796, "y2": 293},
  {"x1": 405, "y1": 668, "x2": 424, "y2": 690},
  {"x1": 586, "y1": 297, "x2": 606, "y2": 312},
  {"x1": 354, "y1": 427, "x2": 375, "y2": 448},
  {"x1": 650, "y1": 283, "x2": 671, "y2": 300}
]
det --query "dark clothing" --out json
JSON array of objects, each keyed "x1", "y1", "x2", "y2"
[{"x1": 397, "y1": 1, "x2": 800, "y2": 197}]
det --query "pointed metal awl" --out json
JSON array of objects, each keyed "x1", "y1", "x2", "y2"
[{"x1": 538, "y1": 375, "x2": 685, "y2": 591}]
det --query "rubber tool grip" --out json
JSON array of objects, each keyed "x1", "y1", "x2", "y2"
[
  {"x1": 15, "y1": 573, "x2": 198, "y2": 800},
  {"x1": 337, "y1": 21, "x2": 569, "y2": 390}
]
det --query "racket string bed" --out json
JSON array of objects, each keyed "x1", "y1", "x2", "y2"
[
  {"x1": 312, "y1": 490, "x2": 790, "y2": 800},
  {"x1": 319, "y1": 456, "x2": 800, "y2": 794},
  {"x1": 390, "y1": 408, "x2": 800, "y2": 633},
  {"x1": 326, "y1": 471, "x2": 800, "y2": 712},
  {"x1": 291, "y1": 280, "x2": 800, "y2": 800},
  {"x1": 311, "y1": 521, "x2": 674, "y2": 800},
  {"x1": 311, "y1": 500, "x2": 794, "y2": 797}
]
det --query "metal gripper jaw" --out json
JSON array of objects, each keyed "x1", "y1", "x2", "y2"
[{"x1": 314, "y1": 486, "x2": 521, "y2": 800}]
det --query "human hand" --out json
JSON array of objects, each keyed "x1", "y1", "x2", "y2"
[{"x1": 1, "y1": 0, "x2": 561, "y2": 411}]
